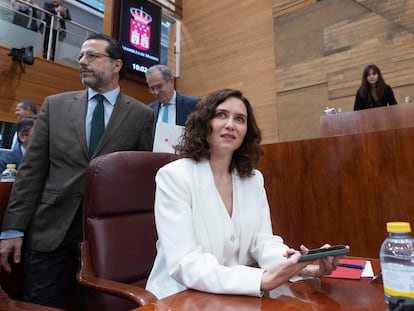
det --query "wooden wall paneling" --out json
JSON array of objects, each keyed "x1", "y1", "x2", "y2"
[
  {"x1": 0, "y1": 49, "x2": 82, "y2": 91},
  {"x1": 277, "y1": 12, "x2": 414, "y2": 96},
  {"x1": 0, "y1": 45, "x2": 153, "y2": 125},
  {"x1": 6, "y1": 0, "x2": 414, "y2": 142},
  {"x1": 276, "y1": 84, "x2": 330, "y2": 142},
  {"x1": 120, "y1": 79, "x2": 154, "y2": 105},
  {"x1": 179, "y1": 0, "x2": 279, "y2": 143},
  {"x1": 259, "y1": 127, "x2": 414, "y2": 258},
  {"x1": 0, "y1": 46, "x2": 83, "y2": 122},
  {"x1": 274, "y1": 0, "x2": 414, "y2": 142},
  {"x1": 272, "y1": 0, "x2": 316, "y2": 18},
  {"x1": 5, "y1": 0, "x2": 413, "y2": 142},
  {"x1": 324, "y1": 12, "x2": 414, "y2": 100},
  {"x1": 103, "y1": 0, "x2": 116, "y2": 35}
]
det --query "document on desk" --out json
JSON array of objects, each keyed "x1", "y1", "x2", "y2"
[
  {"x1": 325, "y1": 259, "x2": 373, "y2": 279},
  {"x1": 361, "y1": 260, "x2": 374, "y2": 277},
  {"x1": 153, "y1": 122, "x2": 184, "y2": 153}
]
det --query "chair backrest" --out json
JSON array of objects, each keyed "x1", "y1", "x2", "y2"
[{"x1": 82, "y1": 151, "x2": 178, "y2": 311}]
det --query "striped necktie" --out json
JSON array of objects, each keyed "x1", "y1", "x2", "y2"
[{"x1": 89, "y1": 94, "x2": 105, "y2": 157}]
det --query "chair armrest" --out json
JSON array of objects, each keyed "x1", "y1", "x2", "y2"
[{"x1": 76, "y1": 241, "x2": 157, "y2": 307}]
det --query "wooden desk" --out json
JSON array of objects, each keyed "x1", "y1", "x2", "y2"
[
  {"x1": 134, "y1": 260, "x2": 385, "y2": 311},
  {"x1": 0, "y1": 286, "x2": 63, "y2": 311},
  {"x1": 0, "y1": 181, "x2": 12, "y2": 226}
]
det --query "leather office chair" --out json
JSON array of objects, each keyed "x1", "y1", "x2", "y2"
[{"x1": 77, "y1": 151, "x2": 178, "y2": 311}]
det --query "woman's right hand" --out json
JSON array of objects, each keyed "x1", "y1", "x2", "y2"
[{"x1": 260, "y1": 248, "x2": 310, "y2": 291}]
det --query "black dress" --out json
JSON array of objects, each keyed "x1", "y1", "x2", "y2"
[{"x1": 353, "y1": 84, "x2": 398, "y2": 110}]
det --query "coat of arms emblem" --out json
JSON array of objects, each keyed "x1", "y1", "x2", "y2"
[{"x1": 129, "y1": 7, "x2": 152, "y2": 50}]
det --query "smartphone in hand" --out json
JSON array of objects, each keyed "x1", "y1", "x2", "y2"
[{"x1": 298, "y1": 245, "x2": 348, "y2": 262}]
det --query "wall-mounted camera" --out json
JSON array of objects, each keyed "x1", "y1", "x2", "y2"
[{"x1": 8, "y1": 46, "x2": 34, "y2": 73}]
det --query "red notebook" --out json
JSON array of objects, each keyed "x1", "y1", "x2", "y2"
[{"x1": 325, "y1": 258, "x2": 366, "y2": 280}]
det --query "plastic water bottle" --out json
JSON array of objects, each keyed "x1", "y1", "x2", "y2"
[
  {"x1": 380, "y1": 222, "x2": 414, "y2": 309},
  {"x1": 1, "y1": 163, "x2": 17, "y2": 181}
]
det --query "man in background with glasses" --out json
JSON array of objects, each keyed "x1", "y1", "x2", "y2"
[
  {"x1": 145, "y1": 64, "x2": 199, "y2": 139},
  {"x1": 0, "y1": 33, "x2": 153, "y2": 309}
]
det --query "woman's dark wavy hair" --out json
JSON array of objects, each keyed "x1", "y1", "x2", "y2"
[
  {"x1": 175, "y1": 89, "x2": 263, "y2": 177},
  {"x1": 86, "y1": 33, "x2": 127, "y2": 80},
  {"x1": 358, "y1": 64, "x2": 386, "y2": 100}
]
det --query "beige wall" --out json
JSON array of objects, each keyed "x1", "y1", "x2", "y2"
[
  {"x1": 3, "y1": 0, "x2": 414, "y2": 143},
  {"x1": 274, "y1": 0, "x2": 414, "y2": 141},
  {"x1": 178, "y1": 0, "x2": 279, "y2": 144},
  {"x1": 176, "y1": 0, "x2": 414, "y2": 143},
  {"x1": 177, "y1": 0, "x2": 414, "y2": 143}
]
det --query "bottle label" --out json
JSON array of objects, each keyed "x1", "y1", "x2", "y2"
[{"x1": 382, "y1": 262, "x2": 414, "y2": 298}]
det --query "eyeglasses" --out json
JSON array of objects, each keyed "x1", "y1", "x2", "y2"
[
  {"x1": 148, "y1": 81, "x2": 168, "y2": 93},
  {"x1": 76, "y1": 51, "x2": 111, "y2": 62}
]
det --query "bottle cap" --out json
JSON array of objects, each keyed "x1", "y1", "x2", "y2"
[
  {"x1": 387, "y1": 222, "x2": 411, "y2": 233},
  {"x1": 5, "y1": 164, "x2": 16, "y2": 169}
]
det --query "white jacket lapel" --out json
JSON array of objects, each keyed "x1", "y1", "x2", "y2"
[{"x1": 192, "y1": 161, "x2": 226, "y2": 261}]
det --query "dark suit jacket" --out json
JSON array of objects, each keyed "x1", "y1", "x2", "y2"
[
  {"x1": 2, "y1": 90, "x2": 154, "y2": 252},
  {"x1": 149, "y1": 93, "x2": 199, "y2": 137},
  {"x1": 1, "y1": 123, "x2": 17, "y2": 149}
]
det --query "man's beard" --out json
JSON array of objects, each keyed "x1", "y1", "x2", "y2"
[{"x1": 81, "y1": 76, "x2": 98, "y2": 89}]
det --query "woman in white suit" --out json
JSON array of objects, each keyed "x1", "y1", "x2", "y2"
[{"x1": 146, "y1": 89, "x2": 341, "y2": 299}]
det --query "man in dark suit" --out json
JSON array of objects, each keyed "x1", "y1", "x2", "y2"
[
  {"x1": 0, "y1": 33, "x2": 153, "y2": 309},
  {"x1": 41, "y1": 0, "x2": 72, "y2": 60},
  {"x1": 145, "y1": 65, "x2": 199, "y2": 138},
  {"x1": 0, "y1": 117, "x2": 36, "y2": 173}
]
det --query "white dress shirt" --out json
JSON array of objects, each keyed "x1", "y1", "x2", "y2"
[
  {"x1": 85, "y1": 87, "x2": 119, "y2": 147},
  {"x1": 157, "y1": 91, "x2": 177, "y2": 124}
]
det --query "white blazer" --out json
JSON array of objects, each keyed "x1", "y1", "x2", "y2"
[{"x1": 146, "y1": 158, "x2": 289, "y2": 299}]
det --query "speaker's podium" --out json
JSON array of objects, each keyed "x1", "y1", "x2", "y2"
[{"x1": 320, "y1": 104, "x2": 414, "y2": 137}]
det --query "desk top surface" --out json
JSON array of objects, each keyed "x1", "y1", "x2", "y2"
[
  {"x1": 133, "y1": 259, "x2": 385, "y2": 311},
  {"x1": 0, "y1": 287, "x2": 63, "y2": 311}
]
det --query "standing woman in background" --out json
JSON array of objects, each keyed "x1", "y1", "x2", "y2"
[{"x1": 353, "y1": 64, "x2": 398, "y2": 110}]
